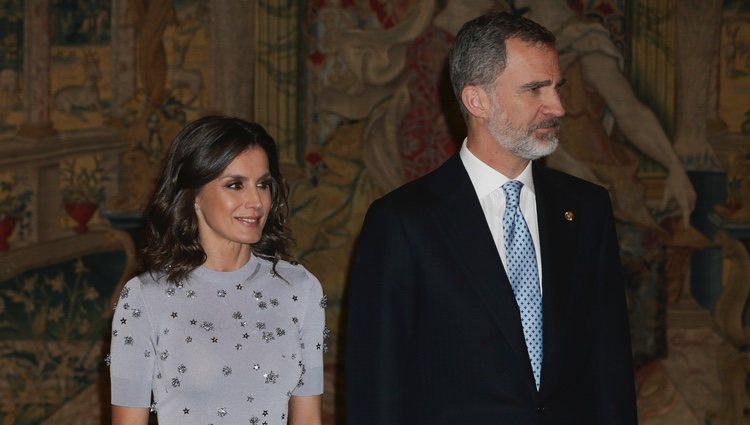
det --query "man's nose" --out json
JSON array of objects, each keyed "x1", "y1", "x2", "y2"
[{"x1": 543, "y1": 91, "x2": 565, "y2": 118}]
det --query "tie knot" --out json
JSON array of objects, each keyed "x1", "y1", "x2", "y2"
[{"x1": 502, "y1": 180, "x2": 523, "y2": 208}]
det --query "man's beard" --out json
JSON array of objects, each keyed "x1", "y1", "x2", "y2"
[{"x1": 488, "y1": 116, "x2": 560, "y2": 160}]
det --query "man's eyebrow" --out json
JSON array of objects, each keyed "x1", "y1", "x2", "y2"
[
  {"x1": 520, "y1": 80, "x2": 552, "y2": 91},
  {"x1": 519, "y1": 78, "x2": 567, "y2": 91}
]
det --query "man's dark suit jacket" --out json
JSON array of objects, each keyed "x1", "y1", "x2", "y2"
[{"x1": 346, "y1": 155, "x2": 638, "y2": 424}]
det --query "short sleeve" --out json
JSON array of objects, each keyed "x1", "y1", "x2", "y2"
[
  {"x1": 291, "y1": 269, "x2": 325, "y2": 396},
  {"x1": 109, "y1": 277, "x2": 157, "y2": 407}
]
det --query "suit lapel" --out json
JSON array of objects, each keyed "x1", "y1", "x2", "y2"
[
  {"x1": 428, "y1": 157, "x2": 582, "y2": 392},
  {"x1": 533, "y1": 162, "x2": 579, "y2": 393},
  {"x1": 430, "y1": 156, "x2": 530, "y2": 366}
]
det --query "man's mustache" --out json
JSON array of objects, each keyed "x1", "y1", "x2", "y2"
[{"x1": 529, "y1": 118, "x2": 561, "y2": 132}]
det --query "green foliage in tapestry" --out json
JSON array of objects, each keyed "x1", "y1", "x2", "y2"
[
  {"x1": 60, "y1": 157, "x2": 107, "y2": 205},
  {"x1": 741, "y1": 109, "x2": 750, "y2": 136},
  {"x1": 0, "y1": 251, "x2": 125, "y2": 424},
  {"x1": 50, "y1": 0, "x2": 111, "y2": 46},
  {"x1": 0, "y1": 177, "x2": 32, "y2": 239},
  {"x1": 0, "y1": 0, "x2": 23, "y2": 69},
  {"x1": 632, "y1": 0, "x2": 673, "y2": 64}
]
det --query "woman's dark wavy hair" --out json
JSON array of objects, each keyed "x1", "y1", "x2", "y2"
[{"x1": 141, "y1": 115, "x2": 291, "y2": 284}]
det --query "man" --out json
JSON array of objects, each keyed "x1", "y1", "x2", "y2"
[
  {"x1": 516, "y1": 0, "x2": 695, "y2": 229},
  {"x1": 346, "y1": 12, "x2": 638, "y2": 424}
]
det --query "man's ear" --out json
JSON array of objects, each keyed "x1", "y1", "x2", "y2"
[{"x1": 461, "y1": 85, "x2": 491, "y2": 120}]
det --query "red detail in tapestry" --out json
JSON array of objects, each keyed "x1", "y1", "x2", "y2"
[
  {"x1": 341, "y1": 0, "x2": 355, "y2": 8},
  {"x1": 0, "y1": 216, "x2": 17, "y2": 251},
  {"x1": 398, "y1": 26, "x2": 458, "y2": 181},
  {"x1": 369, "y1": 0, "x2": 415, "y2": 29},
  {"x1": 594, "y1": 2, "x2": 615, "y2": 16},
  {"x1": 308, "y1": 50, "x2": 326, "y2": 65},
  {"x1": 65, "y1": 201, "x2": 98, "y2": 234},
  {"x1": 304, "y1": 152, "x2": 325, "y2": 187},
  {"x1": 569, "y1": 0, "x2": 585, "y2": 13},
  {"x1": 305, "y1": 152, "x2": 323, "y2": 166},
  {"x1": 640, "y1": 227, "x2": 663, "y2": 249}
]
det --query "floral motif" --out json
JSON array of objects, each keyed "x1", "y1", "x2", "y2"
[
  {"x1": 0, "y1": 174, "x2": 33, "y2": 242},
  {"x1": 0, "y1": 252, "x2": 120, "y2": 422},
  {"x1": 60, "y1": 156, "x2": 107, "y2": 204}
]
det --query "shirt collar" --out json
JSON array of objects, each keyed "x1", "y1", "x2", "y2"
[{"x1": 459, "y1": 138, "x2": 536, "y2": 198}]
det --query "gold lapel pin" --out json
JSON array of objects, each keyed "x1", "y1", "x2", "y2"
[{"x1": 564, "y1": 211, "x2": 575, "y2": 221}]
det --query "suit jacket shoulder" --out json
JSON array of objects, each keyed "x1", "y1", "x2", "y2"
[
  {"x1": 371, "y1": 155, "x2": 475, "y2": 215},
  {"x1": 532, "y1": 161, "x2": 611, "y2": 207}
]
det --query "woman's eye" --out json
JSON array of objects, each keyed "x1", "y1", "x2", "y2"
[
  {"x1": 257, "y1": 180, "x2": 271, "y2": 189},
  {"x1": 227, "y1": 182, "x2": 243, "y2": 190}
]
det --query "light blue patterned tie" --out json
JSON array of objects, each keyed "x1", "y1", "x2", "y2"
[{"x1": 502, "y1": 180, "x2": 543, "y2": 390}]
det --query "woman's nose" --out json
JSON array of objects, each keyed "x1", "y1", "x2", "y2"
[{"x1": 244, "y1": 188, "x2": 262, "y2": 208}]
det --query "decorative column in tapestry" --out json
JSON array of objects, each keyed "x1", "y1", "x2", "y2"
[
  {"x1": 209, "y1": 0, "x2": 255, "y2": 120},
  {"x1": 629, "y1": 0, "x2": 676, "y2": 177},
  {"x1": 253, "y1": 0, "x2": 304, "y2": 164},
  {"x1": 20, "y1": 0, "x2": 55, "y2": 137},
  {"x1": 111, "y1": 0, "x2": 137, "y2": 123}
]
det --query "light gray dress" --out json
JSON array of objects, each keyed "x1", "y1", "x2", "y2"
[{"x1": 109, "y1": 255, "x2": 325, "y2": 425}]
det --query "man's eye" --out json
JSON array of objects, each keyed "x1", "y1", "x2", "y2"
[{"x1": 524, "y1": 85, "x2": 542, "y2": 95}]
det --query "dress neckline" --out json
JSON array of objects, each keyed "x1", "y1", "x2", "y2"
[{"x1": 191, "y1": 254, "x2": 261, "y2": 284}]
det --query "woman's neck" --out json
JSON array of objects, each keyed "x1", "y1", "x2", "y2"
[{"x1": 202, "y1": 245, "x2": 252, "y2": 272}]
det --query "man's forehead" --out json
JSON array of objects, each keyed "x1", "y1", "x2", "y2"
[
  {"x1": 503, "y1": 39, "x2": 561, "y2": 77},
  {"x1": 505, "y1": 37, "x2": 557, "y2": 56}
]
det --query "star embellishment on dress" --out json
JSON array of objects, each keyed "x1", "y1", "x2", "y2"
[{"x1": 264, "y1": 370, "x2": 279, "y2": 383}]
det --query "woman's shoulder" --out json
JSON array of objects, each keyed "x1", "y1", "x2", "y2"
[
  {"x1": 117, "y1": 271, "x2": 172, "y2": 299},
  {"x1": 263, "y1": 258, "x2": 322, "y2": 293}
]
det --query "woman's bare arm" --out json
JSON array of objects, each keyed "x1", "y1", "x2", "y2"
[
  {"x1": 112, "y1": 405, "x2": 150, "y2": 425},
  {"x1": 288, "y1": 395, "x2": 322, "y2": 425}
]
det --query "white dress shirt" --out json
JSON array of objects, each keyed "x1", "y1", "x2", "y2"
[{"x1": 459, "y1": 140, "x2": 543, "y2": 294}]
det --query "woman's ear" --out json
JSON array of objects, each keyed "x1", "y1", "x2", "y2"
[{"x1": 194, "y1": 192, "x2": 202, "y2": 210}]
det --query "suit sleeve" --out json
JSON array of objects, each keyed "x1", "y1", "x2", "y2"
[
  {"x1": 591, "y1": 191, "x2": 639, "y2": 424},
  {"x1": 346, "y1": 198, "x2": 417, "y2": 425}
]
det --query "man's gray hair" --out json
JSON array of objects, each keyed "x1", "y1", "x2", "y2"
[{"x1": 448, "y1": 12, "x2": 556, "y2": 117}]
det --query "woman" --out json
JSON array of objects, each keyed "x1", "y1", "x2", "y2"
[{"x1": 109, "y1": 116, "x2": 325, "y2": 425}]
